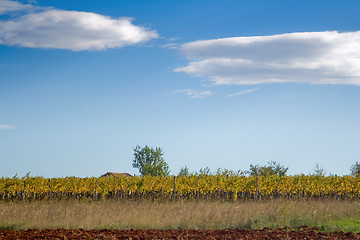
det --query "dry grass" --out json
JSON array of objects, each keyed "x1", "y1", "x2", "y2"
[{"x1": 1, "y1": 199, "x2": 360, "y2": 230}]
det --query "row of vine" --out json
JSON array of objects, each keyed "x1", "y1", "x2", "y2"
[{"x1": 1, "y1": 175, "x2": 359, "y2": 201}]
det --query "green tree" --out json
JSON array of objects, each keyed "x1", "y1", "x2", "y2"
[
  {"x1": 313, "y1": 163, "x2": 326, "y2": 177},
  {"x1": 132, "y1": 145, "x2": 170, "y2": 176},
  {"x1": 215, "y1": 168, "x2": 246, "y2": 177},
  {"x1": 178, "y1": 166, "x2": 190, "y2": 177},
  {"x1": 199, "y1": 167, "x2": 211, "y2": 176},
  {"x1": 350, "y1": 162, "x2": 360, "y2": 177},
  {"x1": 249, "y1": 161, "x2": 288, "y2": 177}
]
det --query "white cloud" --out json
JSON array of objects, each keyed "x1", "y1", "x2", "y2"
[
  {"x1": 226, "y1": 87, "x2": 260, "y2": 98},
  {"x1": 161, "y1": 43, "x2": 178, "y2": 49},
  {"x1": 0, "y1": 125, "x2": 15, "y2": 130},
  {"x1": 0, "y1": 2, "x2": 158, "y2": 50},
  {"x1": 173, "y1": 89, "x2": 213, "y2": 98},
  {"x1": 0, "y1": 0, "x2": 33, "y2": 15},
  {"x1": 175, "y1": 31, "x2": 360, "y2": 85}
]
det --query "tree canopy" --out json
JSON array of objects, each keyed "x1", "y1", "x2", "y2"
[
  {"x1": 249, "y1": 161, "x2": 288, "y2": 177},
  {"x1": 350, "y1": 162, "x2": 360, "y2": 177},
  {"x1": 132, "y1": 145, "x2": 170, "y2": 176}
]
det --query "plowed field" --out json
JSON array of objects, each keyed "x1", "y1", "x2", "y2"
[{"x1": 1, "y1": 227, "x2": 360, "y2": 240}]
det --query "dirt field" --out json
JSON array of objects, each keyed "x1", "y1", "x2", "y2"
[{"x1": 1, "y1": 227, "x2": 360, "y2": 240}]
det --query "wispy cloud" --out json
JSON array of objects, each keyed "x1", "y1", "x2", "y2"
[
  {"x1": 173, "y1": 89, "x2": 213, "y2": 98},
  {"x1": 0, "y1": 125, "x2": 15, "y2": 130},
  {"x1": 161, "y1": 43, "x2": 178, "y2": 49},
  {"x1": 0, "y1": 1, "x2": 158, "y2": 51},
  {"x1": 175, "y1": 31, "x2": 360, "y2": 86},
  {"x1": 226, "y1": 87, "x2": 260, "y2": 98},
  {"x1": 0, "y1": 0, "x2": 34, "y2": 15}
]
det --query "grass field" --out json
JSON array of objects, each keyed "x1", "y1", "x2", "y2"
[{"x1": 1, "y1": 199, "x2": 360, "y2": 232}]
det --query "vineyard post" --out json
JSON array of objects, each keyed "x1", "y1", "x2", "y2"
[
  {"x1": 172, "y1": 176, "x2": 176, "y2": 199},
  {"x1": 255, "y1": 176, "x2": 259, "y2": 200},
  {"x1": 226, "y1": 175, "x2": 229, "y2": 200},
  {"x1": 196, "y1": 175, "x2": 200, "y2": 199},
  {"x1": 23, "y1": 179, "x2": 26, "y2": 201},
  {"x1": 94, "y1": 180, "x2": 98, "y2": 201},
  {"x1": 48, "y1": 178, "x2": 51, "y2": 200}
]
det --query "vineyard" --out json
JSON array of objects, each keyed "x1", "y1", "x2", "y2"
[{"x1": 1, "y1": 175, "x2": 360, "y2": 201}]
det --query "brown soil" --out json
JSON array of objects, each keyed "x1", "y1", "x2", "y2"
[{"x1": 1, "y1": 227, "x2": 359, "y2": 239}]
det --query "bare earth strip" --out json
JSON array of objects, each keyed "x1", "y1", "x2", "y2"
[{"x1": 1, "y1": 228, "x2": 360, "y2": 240}]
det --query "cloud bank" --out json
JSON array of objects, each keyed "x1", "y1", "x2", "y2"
[
  {"x1": 175, "y1": 31, "x2": 360, "y2": 85},
  {"x1": 0, "y1": 1, "x2": 158, "y2": 50}
]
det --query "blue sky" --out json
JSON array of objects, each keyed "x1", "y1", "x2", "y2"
[{"x1": 1, "y1": 0, "x2": 360, "y2": 177}]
